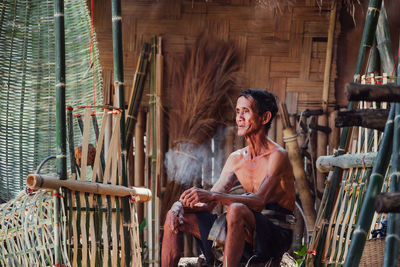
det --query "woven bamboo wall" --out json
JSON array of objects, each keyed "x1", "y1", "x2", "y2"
[{"x1": 93, "y1": 0, "x2": 339, "y2": 113}]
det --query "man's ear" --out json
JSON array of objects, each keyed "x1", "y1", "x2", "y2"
[{"x1": 262, "y1": 111, "x2": 272, "y2": 125}]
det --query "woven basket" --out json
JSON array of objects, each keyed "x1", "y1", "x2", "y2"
[{"x1": 360, "y1": 238, "x2": 400, "y2": 266}]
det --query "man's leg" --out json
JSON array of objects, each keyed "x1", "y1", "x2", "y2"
[
  {"x1": 161, "y1": 211, "x2": 201, "y2": 267},
  {"x1": 224, "y1": 203, "x2": 256, "y2": 267}
]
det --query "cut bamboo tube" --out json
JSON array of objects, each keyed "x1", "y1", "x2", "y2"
[
  {"x1": 26, "y1": 174, "x2": 152, "y2": 202},
  {"x1": 281, "y1": 103, "x2": 316, "y2": 233}
]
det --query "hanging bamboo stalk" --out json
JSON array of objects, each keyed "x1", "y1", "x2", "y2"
[{"x1": 125, "y1": 43, "x2": 151, "y2": 148}]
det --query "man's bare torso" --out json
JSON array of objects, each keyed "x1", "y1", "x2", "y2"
[{"x1": 228, "y1": 142, "x2": 296, "y2": 211}]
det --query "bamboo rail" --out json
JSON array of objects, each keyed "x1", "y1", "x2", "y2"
[
  {"x1": 316, "y1": 152, "x2": 377, "y2": 173},
  {"x1": 26, "y1": 174, "x2": 152, "y2": 202}
]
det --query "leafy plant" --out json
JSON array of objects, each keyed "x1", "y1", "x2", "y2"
[{"x1": 293, "y1": 245, "x2": 308, "y2": 267}]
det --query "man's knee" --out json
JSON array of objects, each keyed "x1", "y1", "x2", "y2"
[{"x1": 226, "y1": 203, "x2": 248, "y2": 225}]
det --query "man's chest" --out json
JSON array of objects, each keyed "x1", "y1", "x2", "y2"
[{"x1": 233, "y1": 158, "x2": 269, "y2": 192}]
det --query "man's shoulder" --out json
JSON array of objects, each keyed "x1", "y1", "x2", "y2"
[{"x1": 229, "y1": 147, "x2": 247, "y2": 160}]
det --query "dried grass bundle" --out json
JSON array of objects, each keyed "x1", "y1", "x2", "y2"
[
  {"x1": 169, "y1": 36, "x2": 239, "y2": 146},
  {"x1": 162, "y1": 36, "x2": 240, "y2": 217}
]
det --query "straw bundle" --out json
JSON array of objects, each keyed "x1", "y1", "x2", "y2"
[
  {"x1": 0, "y1": 0, "x2": 102, "y2": 201},
  {"x1": 163, "y1": 35, "x2": 240, "y2": 215}
]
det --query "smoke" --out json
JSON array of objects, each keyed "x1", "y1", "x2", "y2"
[
  {"x1": 165, "y1": 127, "x2": 236, "y2": 186},
  {"x1": 165, "y1": 142, "x2": 208, "y2": 186}
]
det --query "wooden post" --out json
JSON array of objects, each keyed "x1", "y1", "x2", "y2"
[{"x1": 328, "y1": 111, "x2": 339, "y2": 155}]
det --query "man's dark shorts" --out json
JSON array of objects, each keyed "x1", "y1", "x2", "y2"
[{"x1": 195, "y1": 207, "x2": 293, "y2": 265}]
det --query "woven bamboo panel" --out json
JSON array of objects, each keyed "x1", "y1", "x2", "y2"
[
  {"x1": 0, "y1": 190, "x2": 69, "y2": 266},
  {"x1": 94, "y1": 0, "x2": 338, "y2": 111}
]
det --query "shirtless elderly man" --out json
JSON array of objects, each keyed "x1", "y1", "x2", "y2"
[{"x1": 162, "y1": 89, "x2": 296, "y2": 266}]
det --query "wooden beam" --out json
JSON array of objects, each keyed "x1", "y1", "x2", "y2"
[
  {"x1": 335, "y1": 109, "x2": 389, "y2": 131},
  {"x1": 375, "y1": 192, "x2": 400, "y2": 213},
  {"x1": 345, "y1": 82, "x2": 400, "y2": 102}
]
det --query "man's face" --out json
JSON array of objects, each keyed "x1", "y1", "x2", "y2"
[{"x1": 236, "y1": 96, "x2": 267, "y2": 137}]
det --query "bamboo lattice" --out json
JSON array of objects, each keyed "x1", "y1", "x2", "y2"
[
  {"x1": 308, "y1": 74, "x2": 393, "y2": 265},
  {"x1": 0, "y1": 108, "x2": 143, "y2": 266},
  {"x1": 0, "y1": 0, "x2": 102, "y2": 201},
  {"x1": 0, "y1": 190, "x2": 69, "y2": 266}
]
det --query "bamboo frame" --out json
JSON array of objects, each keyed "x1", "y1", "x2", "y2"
[{"x1": 313, "y1": 1, "x2": 383, "y2": 265}]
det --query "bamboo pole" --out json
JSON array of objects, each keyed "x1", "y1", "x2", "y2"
[
  {"x1": 376, "y1": 3, "x2": 395, "y2": 75},
  {"x1": 313, "y1": 0, "x2": 383, "y2": 264},
  {"x1": 54, "y1": 0, "x2": 67, "y2": 264},
  {"x1": 26, "y1": 174, "x2": 152, "y2": 202},
  {"x1": 383, "y1": 46, "x2": 400, "y2": 267},
  {"x1": 322, "y1": 0, "x2": 337, "y2": 112},
  {"x1": 149, "y1": 36, "x2": 159, "y2": 267},
  {"x1": 125, "y1": 43, "x2": 150, "y2": 148},
  {"x1": 316, "y1": 152, "x2": 377, "y2": 173},
  {"x1": 110, "y1": 0, "x2": 130, "y2": 264},
  {"x1": 155, "y1": 36, "x2": 164, "y2": 265},
  {"x1": 316, "y1": 115, "x2": 328, "y2": 206},
  {"x1": 135, "y1": 109, "x2": 145, "y2": 224}
]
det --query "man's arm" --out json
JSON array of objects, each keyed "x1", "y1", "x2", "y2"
[
  {"x1": 181, "y1": 149, "x2": 288, "y2": 212},
  {"x1": 180, "y1": 153, "x2": 239, "y2": 211}
]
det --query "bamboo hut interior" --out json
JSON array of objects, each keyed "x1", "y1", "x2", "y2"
[{"x1": 1, "y1": 0, "x2": 400, "y2": 266}]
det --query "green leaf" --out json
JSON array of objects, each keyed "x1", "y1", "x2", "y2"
[{"x1": 139, "y1": 218, "x2": 147, "y2": 233}]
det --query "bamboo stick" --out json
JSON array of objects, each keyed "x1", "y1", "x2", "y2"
[
  {"x1": 27, "y1": 174, "x2": 152, "y2": 202},
  {"x1": 125, "y1": 43, "x2": 150, "y2": 148},
  {"x1": 328, "y1": 111, "x2": 339, "y2": 154},
  {"x1": 150, "y1": 36, "x2": 159, "y2": 267},
  {"x1": 322, "y1": 0, "x2": 337, "y2": 112},
  {"x1": 376, "y1": 3, "x2": 395, "y2": 75},
  {"x1": 135, "y1": 109, "x2": 145, "y2": 224}
]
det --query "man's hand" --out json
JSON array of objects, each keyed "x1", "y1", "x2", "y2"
[
  {"x1": 169, "y1": 201, "x2": 184, "y2": 234},
  {"x1": 180, "y1": 187, "x2": 214, "y2": 208}
]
